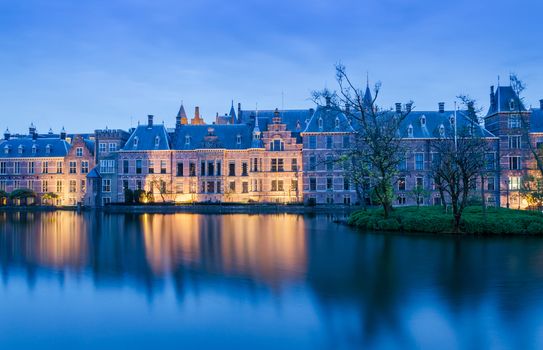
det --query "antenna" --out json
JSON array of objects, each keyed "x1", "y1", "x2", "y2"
[{"x1": 281, "y1": 90, "x2": 284, "y2": 117}]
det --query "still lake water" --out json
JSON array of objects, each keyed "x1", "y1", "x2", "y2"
[{"x1": 0, "y1": 211, "x2": 542, "y2": 349}]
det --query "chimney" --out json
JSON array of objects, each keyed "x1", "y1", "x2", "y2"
[
  {"x1": 60, "y1": 127, "x2": 66, "y2": 140},
  {"x1": 395, "y1": 103, "x2": 402, "y2": 113},
  {"x1": 540, "y1": 99, "x2": 543, "y2": 110},
  {"x1": 195, "y1": 107, "x2": 200, "y2": 119},
  {"x1": 406, "y1": 103, "x2": 413, "y2": 113},
  {"x1": 438, "y1": 102, "x2": 445, "y2": 113},
  {"x1": 147, "y1": 114, "x2": 154, "y2": 127},
  {"x1": 4, "y1": 128, "x2": 10, "y2": 140},
  {"x1": 29, "y1": 123, "x2": 36, "y2": 136},
  {"x1": 325, "y1": 96, "x2": 331, "y2": 107},
  {"x1": 176, "y1": 115, "x2": 181, "y2": 127}
]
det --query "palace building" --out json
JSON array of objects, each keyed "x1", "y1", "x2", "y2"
[{"x1": 1, "y1": 81, "x2": 542, "y2": 208}]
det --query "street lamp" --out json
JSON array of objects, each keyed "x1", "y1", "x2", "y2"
[{"x1": 505, "y1": 179, "x2": 510, "y2": 209}]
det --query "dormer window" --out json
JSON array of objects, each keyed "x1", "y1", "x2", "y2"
[
  {"x1": 236, "y1": 134, "x2": 242, "y2": 145},
  {"x1": 509, "y1": 99, "x2": 516, "y2": 111},
  {"x1": 154, "y1": 136, "x2": 160, "y2": 148},
  {"x1": 318, "y1": 117, "x2": 323, "y2": 129},
  {"x1": 185, "y1": 135, "x2": 191, "y2": 146},
  {"x1": 438, "y1": 124, "x2": 445, "y2": 137},
  {"x1": 420, "y1": 115, "x2": 426, "y2": 126},
  {"x1": 18, "y1": 145, "x2": 24, "y2": 154},
  {"x1": 32, "y1": 145, "x2": 37, "y2": 154},
  {"x1": 449, "y1": 115, "x2": 455, "y2": 126},
  {"x1": 45, "y1": 144, "x2": 52, "y2": 154},
  {"x1": 335, "y1": 117, "x2": 340, "y2": 128},
  {"x1": 296, "y1": 120, "x2": 301, "y2": 130},
  {"x1": 407, "y1": 124, "x2": 413, "y2": 138},
  {"x1": 3, "y1": 145, "x2": 9, "y2": 154},
  {"x1": 133, "y1": 136, "x2": 139, "y2": 148}
]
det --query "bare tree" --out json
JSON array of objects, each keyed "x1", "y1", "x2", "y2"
[
  {"x1": 313, "y1": 64, "x2": 412, "y2": 218},
  {"x1": 431, "y1": 121, "x2": 488, "y2": 233}
]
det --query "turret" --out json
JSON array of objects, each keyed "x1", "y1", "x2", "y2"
[{"x1": 4, "y1": 128, "x2": 10, "y2": 140}]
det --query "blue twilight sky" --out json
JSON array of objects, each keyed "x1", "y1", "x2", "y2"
[{"x1": 1, "y1": 0, "x2": 542, "y2": 133}]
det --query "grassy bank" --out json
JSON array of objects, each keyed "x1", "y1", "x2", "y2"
[{"x1": 348, "y1": 206, "x2": 543, "y2": 235}]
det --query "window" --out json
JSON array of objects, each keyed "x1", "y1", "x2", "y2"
[
  {"x1": 122, "y1": 180, "x2": 129, "y2": 191},
  {"x1": 309, "y1": 177, "x2": 317, "y2": 191},
  {"x1": 415, "y1": 153, "x2": 424, "y2": 170},
  {"x1": 343, "y1": 135, "x2": 350, "y2": 149},
  {"x1": 343, "y1": 177, "x2": 350, "y2": 190},
  {"x1": 56, "y1": 180, "x2": 63, "y2": 193},
  {"x1": 398, "y1": 177, "x2": 406, "y2": 191},
  {"x1": 242, "y1": 181, "x2": 249, "y2": 193},
  {"x1": 76, "y1": 147, "x2": 83, "y2": 157},
  {"x1": 229, "y1": 181, "x2": 236, "y2": 193},
  {"x1": 42, "y1": 161, "x2": 49, "y2": 174},
  {"x1": 271, "y1": 159, "x2": 277, "y2": 172},
  {"x1": 309, "y1": 136, "x2": 316, "y2": 149},
  {"x1": 207, "y1": 161, "x2": 214, "y2": 176},
  {"x1": 136, "y1": 159, "x2": 142, "y2": 174},
  {"x1": 99, "y1": 143, "x2": 107, "y2": 153},
  {"x1": 136, "y1": 180, "x2": 142, "y2": 190},
  {"x1": 509, "y1": 156, "x2": 521, "y2": 170},
  {"x1": 416, "y1": 177, "x2": 424, "y2": 188},
  {"x1": 291, "y1": 179, "x2": 298, "y2": 191},
  {"x1": 216, "y1": 181, "x2": 221, "y2": 193},
  {"x1": 32, "y1": 145, "x2": 37, "y2": 154},
  {"x1": 100, "y1": 160, "x2": 115, "y2": 174},
  {"x1": 485, "y1": 153, "x2": 495, "y2": 170},
  {"x1": 55, "y1": 161, "x2": 62, "y2": 174},
  {"x1": 207, "y1": 181, "x2": 215, "y2": 193},
  {"x1": 133, "y1": 137, "x2": 139, "y2": 148},
  {"x1": 278, "y1": 180, "x2": 284, "y2": 191},
  {"x1": 326, "y1": 155, "x2": 333, "y2": 171},
  {"x1": 509, "y1": 99, "x2": 516, "y2": 111},
  {"x1": 29, "y1": 161, "x2": 35, "y2": 174},
  {"x1": 148, "y1": 160, "x2": 155, "y2": 174},
  {"x1": 309, "y1": 156, "x2": 316, "y2": 171},
  {"x1": 69, "y1": 180, "x2": 77, "y2": 193},
  {"x1": 102, "y1": 179, "x2": 111, "y2": 192},
  {"x1": 242, "y1": 162, "x2": 248, "y2": 176},
  {"x1": 42, "y1": 180, "x2": 48, "y2": 193},
  {"x1": 397, "y1": 196, "x2": 406, "y2": 205},
  {"x1": 155, "y1": 136, "x2": 160, "y2": 148},
  {"x1": 123, "y1": 160, "x2": 129, "y2": 174},
  {"x1": 45, "y1": 144, "x2": 51, "y2": 154},
  {"x1": 102, "y1": 197, "x2": 111, "y2": 206},
  {"x1": 271, "y1": 139, "x2": 284, "y2": 151},
  {"x1": 487, "y1": 177, "x2": 495, "y2": 191},
  {"x1": 509, "y1": 176, "x2": 520, "y2": 190},
  {"x1": 420, "y1": 115, "x2": 426, "y2": 126},
  {"x1": 237, "y1": 135, "x2": 242, "y2": 145},
  {"x1": 200, "y1": 161, "x2": 206, "y2": 176},
  {"x1": 185, "y1": 135, "x2": 191, "y2": 146},
  {"x1": 335, "y1": 117, "x2": 340, "y2": 128},
  {"x1": 291, "y1": 158, "x2": 298, "y2": 172},
  {"x1": 318, "y1": 117, "x2": 323, "y2": 129},
  {"x1": 177, "y1": 162, "x2": 184, "y2": 177},
  {"x1": 326, "y1": 136, "x2": 333, "y2": 149},
  {"x1": 0, "y1": 162, "x2": 6, "y2": 174},
  {"x1": 109, "y1": 143, "x2": 117, "y2": 152},
  {"x1": 509, "y1": 135, "x2": 521, "y2": 149},
  {"x1": 69, "y1": 161, "x2": 77, "y2": 174},
  {"x1": 176, "y1": 181, "x2": 184, "y2": 193},
  {"x1": 81, "y1": 161, "x2": 89, "y2": 174},
  {"x1": 407, "y1": 125, "x2": 413, "y2": 137},
  {"x1": 14, "y1": 162, "x2": 20, "y2": 174},
  {"x1": 509, "y1": 115, "x2": 521, "y2": 128},
  {"x1": 160, "y1": 160, "x2": 167, "y2": 174},
  {"x1": 216, "y1": 161, "x2": 221, "y2": 176},
  {"x1": 18, "y1": 145, "x2": 24, "y2": 154},
  {"x1": 326, "y1": 177, "x2": 333, "y2": 190},
  {"x1": 189, "y1": 162, "x2": 196, "y2": 176},
  {"x1": 228, "y1": 162, "x2": 236, "y2": 176}
]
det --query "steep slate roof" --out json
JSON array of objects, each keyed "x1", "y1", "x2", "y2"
[
  {"x1": 172, "y1": 124, "x2": 253, "y2": 150},
  {"x1": 0, "y1": 137, "x2": 70, "y2": 158},
  {"x1": 530, "y1": 108, "x2": 543, "y2": 132},
  {"x1": 399, "y1": 110, "x2": 494, "y2": 138},
  {"x1": 487, "y1": 86, "x2": 526, "y2": 115},
  {"x1": 122, "y1": 124, "x2": 170, "y2": 151},
  {"x1": 302, "y1": 105, "x2": 355, "y2": 133}
]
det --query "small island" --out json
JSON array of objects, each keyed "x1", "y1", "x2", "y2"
[{"x1": 348, "y1": 206, "x2": 543, "y2": 235}]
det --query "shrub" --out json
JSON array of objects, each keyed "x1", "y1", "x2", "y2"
[
  {"x1": 527, "y1": 222, "x2": 543, "y2": 235},
  {"x1": 124, "y1": 189, "x2": 134, "y2": 204}
]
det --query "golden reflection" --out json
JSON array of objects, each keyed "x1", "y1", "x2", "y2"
[{"x1": 141, "y1": 214, "x2": 307, "y2": 283}]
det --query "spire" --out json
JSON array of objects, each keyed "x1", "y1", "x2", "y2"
[
  {"x1": 252, "y1": 103, "x2": 263, "y2": 148},
  {"x1": 363, "y1": 84, "x2": 373, "y2": 109},
  {"x1": 177, "y1": 102, "x2": 188, "y2": 125},
  {"x1": 229, "y1": 100, "x2": 236, "y2": 124}
]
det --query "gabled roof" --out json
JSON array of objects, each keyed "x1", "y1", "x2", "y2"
[
  {"x1": 122, "y1": 125, "x2": 170, "y2": 151},
  {"x1": 172, "y1": 124, "x2": 253, "y2": 150},
  {"x1": 302, "y1": 105, "x2": 355, "y2": 133},
  {"x1": 0, "y1": 137, "x2": 70, "y2": 158},
  {"x1": 487, "y1": 86, "x2": 526, "y2": 115}
]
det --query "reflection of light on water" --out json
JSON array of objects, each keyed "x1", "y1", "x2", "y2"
[
  {"x1": 34, "y1": 212, "x2": 88, "y2": 269},
  {"x1": 141, "y1": 214, "x2": 307, "y2": 283}
]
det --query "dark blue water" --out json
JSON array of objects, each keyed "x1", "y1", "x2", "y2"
[{"x1": 0, "y1": 211, "x2": 542, "y2": 349}]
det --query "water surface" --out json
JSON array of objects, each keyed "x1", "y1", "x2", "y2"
[{"x1": 0, "y1": 211, "x2": 542, "y2": 349}]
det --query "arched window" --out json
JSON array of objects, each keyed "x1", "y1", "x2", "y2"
[
  {"x1": 509, "y1": 99, "x2": 516, "y2": 111},
  {"x1": 133, "y1": 136, "x2": 139, "y2": 148},
  {"x1": 438, "y1": 124, "x2": 445, "y2": 137},
  {"x1": 154, "y1": 136, "x2": 160, "y2": 148},
  {"x1": 318, "y1": 117, "x2": 323, "y2": 129},
  {"x1": 420, "y1": 115, "x2": 426, "y2": 126},
  {"x1": 449, "y1": 115, "x2": 455, "y2": 126}
]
